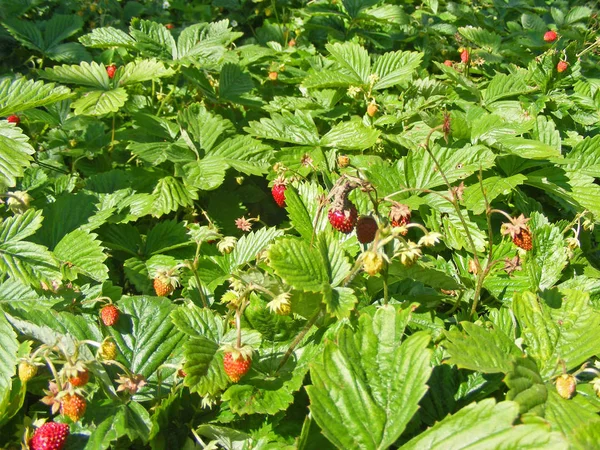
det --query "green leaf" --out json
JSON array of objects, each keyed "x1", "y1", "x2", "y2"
[
  {"x1": 208, "y1": 135, "x2": 272, "y2": 176},
  {"x1": 513, "y1": 290, "x2": 600, "y2": 379},
  {"x1": 0, "y1": 124, "x2": 34, "y2": 189},
  {"x1": 79, "y1": 26, "x2": 137, "y2": 49},
  {"x1": 144, "y1": 220, "x2": 190, "y2": 256},
  {"x1": 0, "y1": 211, "x2": 60, "y2": 286},
  {"x1": 320, "y1": 118, "x2": 380, "y2": 150},
  {"x1": 40, "y1": 61, "x2": 111, "y2": 90},
  {"x1": 372, "y1": 50, "x2": 423, "y2": 90},
  {"x1": 302, "y1": 70, "x2": 361, "y2": 89},
  {"x1": 85, "y1": 401, "x2": 151, "y2": 449},
  {"x1": 130, "y1": 18, "x2": 177, "y2": 60},
  {"x1": 182, "y1": 158, "x2": 228, "y2": 191},
  {"x1": 459, "y1": 27, "x2": 502, "y2": 52},
  {"x1": 107, "y1": 297, "x2": 186, "y2": 388},
  {"x1": 544, "y1": 390, "x2": 600, "y2": 442},
  {"x1": 53, "y1": 230, "x2": 108, "y2": 282},
  {"x1": 316, "y1": 233, "x2": 351, "y2": 287},
  {"x1": 0, "y1": 311, "x2": 18, "y2": 395},
  {"x1": 151, "y1": 176, "x2": 197, "y2": 217},
  {"x1": 72, "y1": 88, "x2": 128, "y2": 116},
  {"x1": 0, "y1": 78, "x2": 72, "y2": 117},
  {"x1": 128, "y1": 141, "x2": 194, "y2": 165},
  {"x1": 222, "y1": 334, "x2": 319, "y2": 415},
  {"x1": 565, "y1": 135, "x2": 600, "y2": 177},
  {"x1": 307, "y1": 306, "x2": 432, "y2": 450},
  {"x1": 496, "y1": 137, "x2": 562, "y2": 160},
  {"x1": 44, "y1": 14, "x2": 84, "y2": 50},
  {"x1": 178, "y1": 103, "x2": 233, "y2": 153},
  {"x1": 504, "y1": 356, "x2": 547, "y2": 415},
  {"x1": 443, "y1": 321, "x2": 522, "y2": 373},
  {"x1": 323, "y1": 286, "x2": 357, "y2": 320},
  {"x1": 527, "y1": 216, "x2": 568, "y2": 290},
  {"x1": 224, "y1": 227, "x2": 284, "y2": 272},
  {"x1": 219, "y1": 63, "x2": 255, "y2": 102},
  {"x1": 284, "y1": 185, "x2": 314, "y2": 242},
  {"x1": 483, "y1": 73, "x2": 534, "y2": 104},
  {"x1": 268, "y1": 237, "x2": 329, "y2": 292},
  {"x1": 404, "y1": 144, "x2": 495, "y2": 190},
  {"x1": 400, "y1": 399, "x2": 568, "y2": 450},
  {"x1": 462, "y1": 175, "x2": 526, "y2": 214},
  {"x1": 388, "y1": 258, "x2": 462, "y2": 290},
  {"x1": 245, "y1": 110, "x2": 320, "y2": 146},
  {"x1": 116, "y1": 59, "x2": 175, "y2": 86},
  {"x1": 325, "y1": 42, "x2": 370, "y2": 84},
  {"x1": 2, "y1": 19, "x2": 44, "y2": 52}
]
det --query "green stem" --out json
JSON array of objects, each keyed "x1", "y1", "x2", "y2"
[{"x1": 276, "y1": 308, "x2": 322, "y2": 373}]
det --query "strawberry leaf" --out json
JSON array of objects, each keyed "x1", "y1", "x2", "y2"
[
  {"x1": 307, "y1": 306, "x2": 432, "y2": 449},
  {"x1": 400, "y1": 399, "x2": 568, "y2": 450}
]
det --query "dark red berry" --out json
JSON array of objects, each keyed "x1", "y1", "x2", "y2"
[
  {"x1": 356, "y1": 216, "x2": 378, "y2": 244},
  {"x1": 328, "y1": 204, "x2": 358, "y2": 234},
  {"x1": 7, "y1": 115, "x2": 20, "y2": 124}
]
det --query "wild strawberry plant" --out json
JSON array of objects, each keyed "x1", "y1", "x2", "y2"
[{"x1": 1, "y1": 0, "x2": 600, "y2": 448}]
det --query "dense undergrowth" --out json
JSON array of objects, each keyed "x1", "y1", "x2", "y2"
[{"x1": 1, "y1": 0, "x2": 600, "y2": 448}]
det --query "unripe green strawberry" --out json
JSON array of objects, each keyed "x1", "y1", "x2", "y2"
[
  {"x1": 100, "y1": 304, "x2": 119, "y2": 326},
  {"x1": 18, "y1": 361, "x2": 37, "y2": 382},
  {"x1": 98, "y1": 339, "x2": 117, "y2": 360},
  {"x1": 30, "y1": 422, "x2": 69, "y2": 450},
  {"x1": 61, "y1": 393, "x2": 86, "y2": 422},
  {"x1": 363, "y1": 251, "x2": 384, "y2": 275},
  {"x1": 556, "y1": 374, "x2": 576, "y2": 399}
]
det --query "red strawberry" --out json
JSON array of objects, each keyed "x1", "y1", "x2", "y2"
[
  {"x1": 443, "y1": 60, "x2": 453, "y2": 67},
  {"x1": 106, "y1": 64, "x2": 117, "y2": 79},
  {"x1": 356, "y1": 216, "x2": 378, "y2": 244},
  {"x1": 223, "y1": 346, "x2": 253, "y2": 382},
  {"x1": 328, "y1": 204, "x2": 358, "y2": 234},
  {"x1": 30, "y1": 422, "x2": 69, "y2": 450},
  {"x1": 69, "y1": 369, "x2": 89, "y2": 387},
  {"x1": 7, "y1": 114, "x2": 20, "y2": 124},
  {"x1": 367, "y1": 103, "x2": 378, "y2": 117},
  {"x1": 165, "y1": 23, "x2": 174, "y2": 30},
  {"x1": 61, "y1": 393, "x2": 86, "y2": 422},
  {"x1": 100, "y1": 304, "x2": 119, "y2": 326},
  {"x1": 513, "y1": 229, "x2": 533, "y2": 251},
  {"x1": 557, "y1": 60, "x2": 568, "y2": 73},
  {"x1": 544, "y1": 30, "x2": 558, "y2": 42},
  {"x1": 271, "y1": 179, "x2": 287, "y2": 207},
  {"x1": 460, "y1": 49, "x2": 470, "y2": 64}
]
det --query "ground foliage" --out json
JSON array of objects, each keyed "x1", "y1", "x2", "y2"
[{"x1": 1, "y1": 0, "x2": 600, "y2": 448}]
